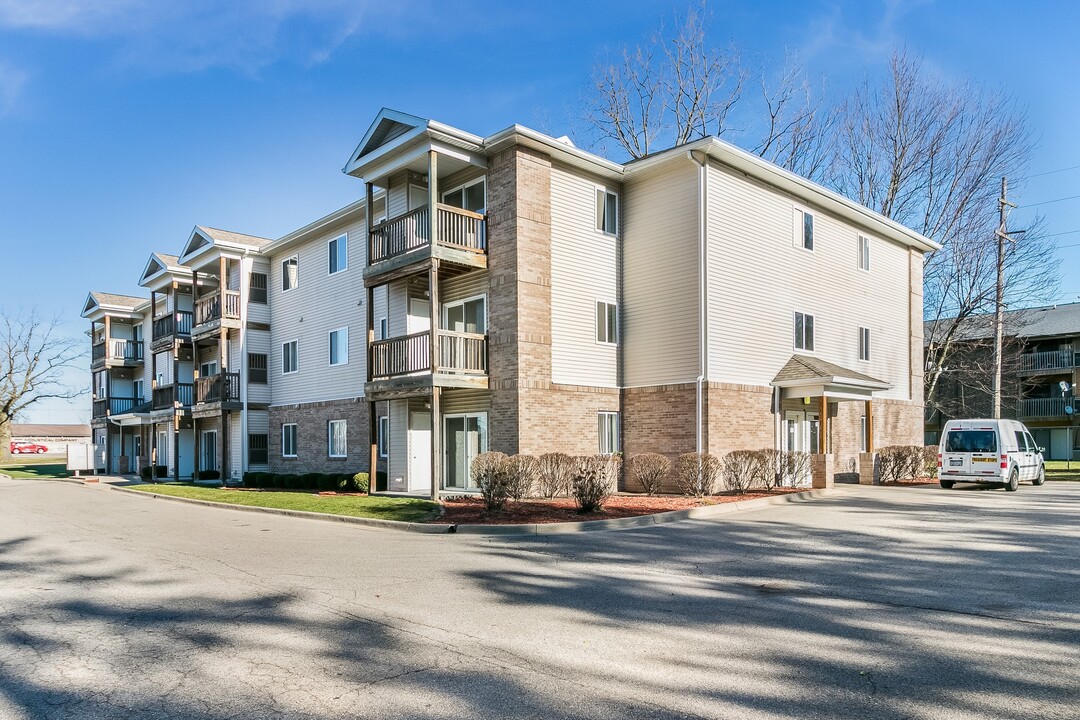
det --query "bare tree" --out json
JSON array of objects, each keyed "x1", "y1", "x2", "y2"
[
  {"x1": 829, "y1": 50, "x2": 1054, "y2": 413},
  {"x1": 753, "y1": 55, "x2": 837, "y2": 182},
  {"x1": 0, "y1": 309, "x2": 85, "y2": 464},
  {"x1": 583, "y1": 5, "x2": 744, "y2": 158}
]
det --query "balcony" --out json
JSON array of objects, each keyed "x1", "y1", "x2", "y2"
[
  {"x1": 365, "y1": 204, "x2": 486, "y2": 285},
  {"x1": 91, "y1": 396, "x2": 139, "y2": 419},
  {"x1": 366, "y1": 330, "x2": 488, "y2": 399},
  {"x1": 192, "y1": 290, "x2": 241, "y2": 338},
  {"x1": 1017, "y1": 397, "x2": 1074, "y2": 419},
  {"x1": 152, "y1": 383, "x2": 193, "y2": 411},
  {"x1": 91, "y1": 339, "x2": 144, "y2": 369},
  {"x1": 151, "y1": 311, "x2": 193, "y2": 351},
  {"x1": 1018, "y1": 349, "x2": 1078, "y2": 376},
  {"x1": 194, "y1": 372, "x2": 240, "y2": 405}
]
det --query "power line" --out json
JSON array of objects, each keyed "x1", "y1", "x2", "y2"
[
  {"x1": 1016, "y1": 193, "x2": 1080, "y2": 209},
  {"x1": 1026, "y1": 163, "x2": 1080, "y2": 179}
]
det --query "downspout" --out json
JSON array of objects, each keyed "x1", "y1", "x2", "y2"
[{"x1": 688, "y1": 150, "x2": 708, "y2": 459}]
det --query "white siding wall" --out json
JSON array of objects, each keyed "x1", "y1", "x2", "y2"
[
  {"x1": 388, "y1": 398, "x2": 409, "y2": 490},
  {"x1": 705, "y1": 161, "x2": 911, "y2": 400},
  {"x1": 622, "y1": 159, "x2": 702, "y2": 387},
  {"x1": 247, "y1": 258, "x2": 271, "y2": 325},
  {"x1": 549, "y1": 163, "x2": 618, "y2": 388},
  {"x1": 269, "y1": 211, "x2": 367, "y2": 406},
  {"x1": 246, "y1": 329, "x2": 272, "y2": 405}
]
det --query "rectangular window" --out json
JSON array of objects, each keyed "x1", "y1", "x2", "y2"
[
  {"x1": 282, "y1": 256, "x2": 298, "y2": 291},
  {"x1": 329, "y1": 328, "x2": 349, "y2": 366},
  {"x1": 858, "y1": 327, "x2": 871, "y2": 361},
  {"x1": 328, "y1": 233, "x2": 347, "y2": 274},
  {"x1": 795, "y1": 312, "x2": 815, "y2": 352},
  {"x1": 442, "y1": 178, "x2": 486, "y2": 213},
  {"x1": 596, "y1": 301, "x2": 618, "y2": 344},
  {"x1": 328, "y1": 419, "x2": 347, "y2": 458},
  {"x1": 282, "y1": 340, "x2": 298, "y2": 374},
  {"x1": 858, "y1": 235, "x2": 870, "y2": 271},
  {"x1": 378, "y1": 317, "x2": 388, "y2": 341},
  {"x1": 199, "y1": 360, "x2": 218, "y2": 378},
  {"x1": 378, "y1": 416, "x2": 389, "y2": 459},
  {"x1": 248, "y1": 353, "x2": 267, "y2": 383},
  {"x1": 860, "y1": 416, "x2": 868, "y2": 453},
  {"x1": 802, "y1": 211, "x2": 814, "y2": 250},
  {"x1": 596, "y1": 189, "x2": 618, "y2": 235},
  {"x1": 598, "y1": 412, "x2": 620, "y2": 455},
  {"x1": 133, "y1": 379, "x2": 144, "y2": 402},
  {"x1": 443, "y1": 296, "x2": 486, "y2": 334},
  {"x1": 281, "y1": 424, "x2": 297, "y2": 458},
  {"x1": 250, "y1": 272, "x2": 268, "y2": 303},
  {"x1": 248, "y1": 434, "x2": 268, "y2": 464}
]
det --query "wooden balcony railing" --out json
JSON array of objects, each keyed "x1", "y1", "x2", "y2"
[
  {"x1": 92, "y1": 398, "x2": 107, "y2": 419},
  {"x1": 92, "y1": 342, "x2": 106, "y2": 364},
  {"x1": 92, "y1": 396, "x2": 139, "y2": 418},
  {"x1": 1019, "y1": 349, "x2": 1076, "y2": 373},
  {"x1": 368, "y1": 204, "x2": 486, "y2": 264},
  {"x1": 1017, "y1": 397, "x2": 1069, "y2": 418},
  {"x1": 194, "y1": 290, "x2": 242, "y2": 327},
  {"x1": 369, "y1": 330, "x2": 487, "y2": 380},
  {"x1": 93, "y1": 340, "x2": 143, "y2": 367},
  {"x1": 152, "y1": 311, "x2": 193, "y2": 342},
  {"x1": 152, "y1": 383, "x2": 193, "y2": 410},
  {"x1": 195, "y1": 372, "x2": 240, "y2": 404}
]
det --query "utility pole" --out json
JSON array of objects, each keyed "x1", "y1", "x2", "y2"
[{"x1": 992, "y1": 177, "x2": 1017, "y2": 419}]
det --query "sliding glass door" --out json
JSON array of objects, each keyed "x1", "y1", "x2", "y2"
[{"x1": 444, "y1": 413, "x2": 487, "y2": 490}]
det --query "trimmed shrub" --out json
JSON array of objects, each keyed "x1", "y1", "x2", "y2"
[
  {"x1": 923, "y1": 446, "x2": 939, "y2": 479},
  {"x1": 140, "y1": 466, "x2": 154, "y2": 481},
  {"x1": 507, "y1": 455, "x2": 540, "y2": 499},
  {"x1": 296, "y1": 473, "x2": 319, "y2": 490},
  {"x1": 536, "y1": 453, "x2": 574, "y2": 498},
  {"x1": 315, "y1": 474, "x2": 337, "y2": 491},
  {"x1": 752, "y1": 449, "x2": 780, "y2": 491},
  {"x1": 627, "y1": 453, "x2": 670, "y2": 495},
  {"x1": 154, "y1": 465, "x2": 168, "y2": 478},
  {"x1": 877, "y1": 446, "x2": 927, "y2": 483},
  {"x1": 572, "y1": 455, "x2": 619, "y2": 512},
  {"x1": 674, "y1": 452, "x2": 722, "y2": 496},
  {"x1": 777, "y1": 451, "x2": 811, "y2": 488},
  {"x1": 352, "y1": 472, "x2": 370, "y2": 493},
  {"x1": 471, "y1": 452, "x2": 511, "y2": 511},
  {"x1": 197, "y1": 469, "x2": 221, "y2": 481},
  {"x1": 722, "y1": 450, "x2": 759, "y2": 494}
]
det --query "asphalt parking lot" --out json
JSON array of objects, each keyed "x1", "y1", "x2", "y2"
[{"x1": 0, "y1": 477, "x2": 1077, "y2": 719}]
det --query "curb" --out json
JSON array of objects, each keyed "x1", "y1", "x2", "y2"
[
  {"x1": 106, "y1": 483, "x2": 836, "y2": 536},
  {"x1": 0, "y1": 472, "x2": 91, "y2": 486}
]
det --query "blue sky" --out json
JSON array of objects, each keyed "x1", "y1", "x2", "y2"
[{"x1": 1, "y1": 0, "x2": 1077, "y2": 423}]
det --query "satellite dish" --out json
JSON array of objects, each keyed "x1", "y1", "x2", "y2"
[
  {"x1": 1060, "y1": 381, "x2": 1072, "y2": 392},
  {"x1": 1067, "y1": 406, "x2": 1075, "y2": 415}
]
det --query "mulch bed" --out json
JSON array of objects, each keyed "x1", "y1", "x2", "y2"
[
  {"x1": 881, "y1": 477, "x2": 937, "y2": 486},
  {"x1": 438, "y1": 489, "x2": 802, "y2": 525}
]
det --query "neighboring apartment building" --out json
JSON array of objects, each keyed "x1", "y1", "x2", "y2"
[
  {"x1": 925, "y1": 302, "x2": 1080, "y2": 459},
  {"x1": 83, "y1": 108, "x2": 938, "y2": 492}
]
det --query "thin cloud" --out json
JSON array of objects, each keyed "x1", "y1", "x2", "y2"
[
  {"x1": 0, "y1": 60, "x2": 27, "y2": 114},
  {"x1": 0, "y1": 1, "x2": 383, "y2": 73}
]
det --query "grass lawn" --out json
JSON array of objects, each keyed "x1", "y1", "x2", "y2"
[
  {"x1": 127, "y1": 484, "x2": 441, "y2": 523},
  {"x1": 1044, "y1": 460, "x2": 1080, "y2": 482},
  {"x1": 0, "y1": 463, "x2": 70, "y2": 479}
]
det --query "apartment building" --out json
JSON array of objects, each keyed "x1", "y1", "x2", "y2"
[
  {"x1": 83, "y1": 108, "x2": 937, "y2": 491},
  {"x1": 925, "y1": 302, "x2": 1080, "y2": 459}
]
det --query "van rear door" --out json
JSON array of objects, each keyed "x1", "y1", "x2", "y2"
[{"x1": 941, "y1": 426, "x2": 999, "y2": 477}]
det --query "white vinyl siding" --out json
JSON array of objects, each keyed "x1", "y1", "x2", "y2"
[
  {"x1": 550, "y1": 163, "x2": 619, "y2": 388},
  {"x1": 622, "y1": 160, "x2": 700, "y2": 386},
  {"x1": 705, "y1": 160, "x2": 911, "y2": 400}
]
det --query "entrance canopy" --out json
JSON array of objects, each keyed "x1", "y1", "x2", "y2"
[
  {"x1": 108, "y1": 401, "x2": 153, "y2": 427},
  {"x1": 771, "y1": 354, "x2": 891, "y2": 401}
]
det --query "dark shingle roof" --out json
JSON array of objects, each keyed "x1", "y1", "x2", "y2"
[
  {"x1": 926, "y1": 302, "x2": 1080, "y2": 342},
  {"x1": 772, "y1": 355, "x2": 890, "y2": 388},
  {"x1": 89, "y1": 292, "x2": 146, "y2": 309}
]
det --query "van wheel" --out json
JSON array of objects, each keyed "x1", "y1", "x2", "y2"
[
  {"x1": 1005, "y1": 469, "x2": 1019, "y2": 492},
  {"x1": 939, "y1": 480, "x2": 954, "y2": 489},
  {"x1": 1033, "y1": 466, "x2": 1046, "y2": 486}
]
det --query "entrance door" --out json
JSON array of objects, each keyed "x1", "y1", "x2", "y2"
[
  {"x1": 201, "y1": 431, "x2": 217, "y2": 473},
  {"x1": 408, "y1": 410, "x2": 432, "y2": 494},
  {"x1": 784, "y1": 411, "x2": 808, "y2": 453},
  {"x1": 444, "y1": 413, "x2": 487, "y2": 490}
]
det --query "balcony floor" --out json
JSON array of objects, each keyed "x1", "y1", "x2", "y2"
[
  {"x1": 365, "y1": 373, "x2": 488, "y2": 401},
  {"x1": 364, "y1": 244, "x2": 486, "y2": 287}
]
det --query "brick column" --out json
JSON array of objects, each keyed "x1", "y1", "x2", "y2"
[
  {"x1": 859, "y1": 452, "x2": 879, "y2": 485},
  {"x1": 811, "y1": 453, "x2": 834, "y2": 489}
]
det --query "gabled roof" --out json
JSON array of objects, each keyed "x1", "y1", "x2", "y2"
[
  {"x1": 82, "y1": 291, "x2": 147, "y2": 318},
  {"x1": 771, "y1": 355, "x2": 891, "y2": 390},
  {"x1": 180, "y1": 225, "x2": 272, "y2": 262},
  {"x1": 343, "y1": 108, "x2": 485, "y2": 178},
  {"x1": 139, "y1": 252, "x2": 190, "y2": 287}
]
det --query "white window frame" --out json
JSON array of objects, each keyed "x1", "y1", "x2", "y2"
[
  {"x1": 328, "y1": 419, "x2": 347, "y2": 458},
  {"x1": 441, "y1": 293, "x2": 488, "y2": 334},
  {"x1": 378, "y1": 317, "x2": 388, "y2": 341},
  {"x1": 328, "y1": 327, "x2": 349, "y2": 367},
  {"x1": 794, "y1": 207, "x2": 814, "y2": 252},
  {"x1": 441, "y1": 177, "x2": 487, "y2": 214},
  {"x1": 282, "y1": 256, "x2": 299, "y2": 292},
  {"x1": 596, "y1": 187, "x2": 619, "y2": 236},
  {"x1": 596, "y1": 300, "x2": 618, "y2": 345},
  {"x1": 598, "y1": 412, "x2": 620, "y2": 455},
  {"x1": 442, "y1": 412, "x2": 489, "y2": 490},
  {"x1": 282, "y1": 340, "x2": 299, "y2": 375},
  {"x1": 858, "y1": 326, "x2": 871, "y2": 362},
  {"x1": 378, "y1": 416, "x2": 389, "y2": 459},
  {"x1": 133, "y1": 379, "x2": 144, "y2": 402},
  {"x1": 794, "y1": 311, "x2": 815, "y2": 352},
  {"x1": 858, "y1": 234, "x2": 871, "y2": 271},
  {"x1": 328, "y1": 233, "x2": 348, "y2": 275},
  {"x1": 281, "y1": 423, "x2": 297, "y2": 458}
]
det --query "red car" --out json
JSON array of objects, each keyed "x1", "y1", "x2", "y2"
[{"x1": 10, "y1": 441, "x2": 48, "y2": 454}]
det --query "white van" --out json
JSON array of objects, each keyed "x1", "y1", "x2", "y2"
[{"x1": 938, "y1": 419, "x2": 1046, "y2": 491}]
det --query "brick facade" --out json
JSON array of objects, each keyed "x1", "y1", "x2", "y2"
[{"x1": 268, "y1": 398, "x2": 372, "y2": 475}]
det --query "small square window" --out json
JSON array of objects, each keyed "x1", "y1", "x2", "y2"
[
  {"x1": 598, "y1": 412, "x2": 620, "y2": 455},
  {"x1": 329, "y1": 328, "x2": 348, "y2": 366},
  {"x1": 329, "y1": 234, "x2": 348, "y2": 274},
  {"x1": 282, "y1": 340, "x2": 298, "y2": 374},
  {"x1": 596, "y1": 301, "x2": 618, "y2": 344},
  {"x1": 858, "y1": 235, "x2": 870, "y2": 271},
  {"x1": 281, "y1": 424, "x2": 297, "y2": 458},
  {"x1": 328, "y1": 419, "x2": 347, "y2": 458},
  {"x1": 378, "y1": 416, "x2": 389, "y2": 459},
  {"x1": 858, "y1": 327, "x2": 871, "y2": 361},
  {"x1": 282, "y1": 257, "x2": 299, "y2": 291},
  {"x1": 795, "y1": 312, "x2": 815, "y2": 352},
  {"x1": 596, "y1": 189, "x2": 618, "y2": 235}
]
